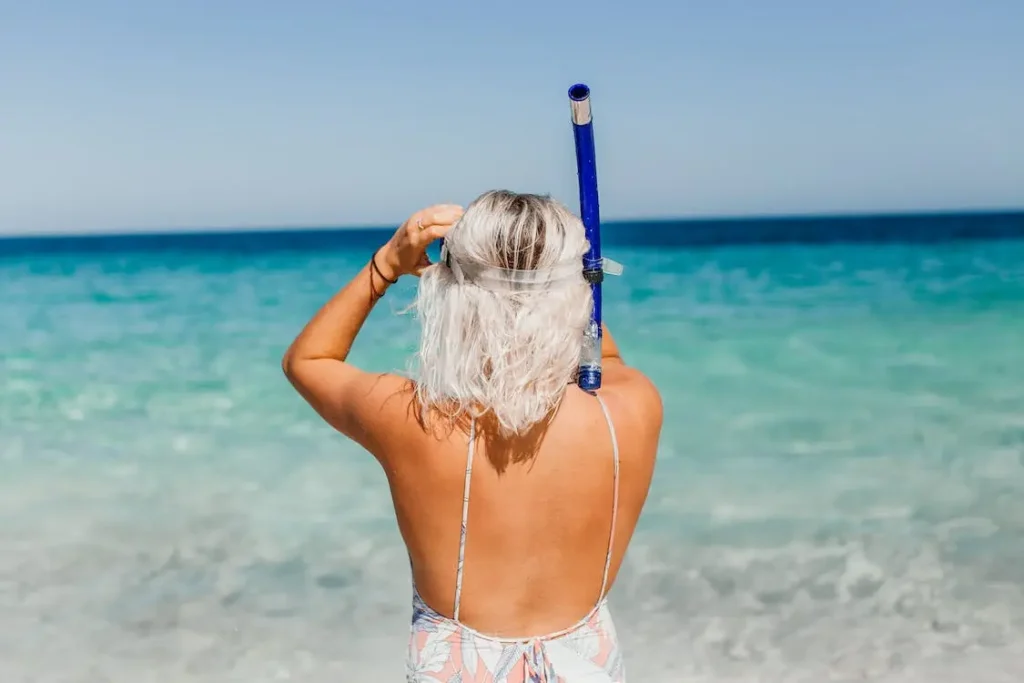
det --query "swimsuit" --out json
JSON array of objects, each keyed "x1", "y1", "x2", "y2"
[{"x1": 407, "y1": 395, "x2": 625, "y2": 682}]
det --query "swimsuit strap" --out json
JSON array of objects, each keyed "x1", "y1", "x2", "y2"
[
  {"x1": 452, "y1": 417, "x2": 476, "y2": 621},
  {"x1": 594, "y1": 393, "x2": 621, "y2": 600},
  {"x1": 450, "y1": 395, "x2": 621, "y2": 619}
]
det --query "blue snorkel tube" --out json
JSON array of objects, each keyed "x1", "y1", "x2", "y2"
[{"x1": 569, "y1": 83, "x2": 603, "y2": 392}]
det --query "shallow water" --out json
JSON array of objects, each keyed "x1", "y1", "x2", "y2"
[{"x1": 3, "y1": 238, "x2": 1024, "y2": 681}]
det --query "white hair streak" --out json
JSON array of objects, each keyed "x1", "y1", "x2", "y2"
[{"x1": 405, "y1": 191, "x2": 592, "y2": 437}]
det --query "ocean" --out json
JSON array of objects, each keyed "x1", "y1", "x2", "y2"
[{"x1": 2, "y1": 212, "x2": 1024, "y2": 682}]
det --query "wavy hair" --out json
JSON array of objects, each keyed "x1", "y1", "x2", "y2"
[{"x1": 411, "y1": 190, "x2": 591, "y2": 436}]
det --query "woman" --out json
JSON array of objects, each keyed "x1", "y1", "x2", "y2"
[{"x1": 283, "y1": 190, "x2": 662, "y2": 682}]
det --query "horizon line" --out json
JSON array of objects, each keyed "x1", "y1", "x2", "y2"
[{"x1": 2, "y1": 206, "x2": 1023, "y2": 241}]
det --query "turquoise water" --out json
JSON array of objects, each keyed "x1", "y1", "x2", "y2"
[{"x1": 3, "y1": 234, "x2": 1024, "y2": 681}]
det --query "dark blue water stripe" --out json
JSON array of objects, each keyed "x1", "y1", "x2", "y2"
[{"x1": 1, "y1": 211, "x2": 1022, "y2": 257}]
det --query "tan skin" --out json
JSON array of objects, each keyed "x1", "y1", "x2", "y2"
[{"x1": 283, "y1": 204, "x2": 662, "y2": 637}]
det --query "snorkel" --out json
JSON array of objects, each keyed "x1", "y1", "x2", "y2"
[
  {"x1": 436, "y1": 84, "x2": 618, "y2": 395},
  {"x1": 569, "y1": 84, "x2": 603, "y2": 392}
]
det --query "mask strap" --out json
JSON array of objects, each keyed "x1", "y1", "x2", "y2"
[{"x1": 440, "y1": 243, "x2": 623, "y2": 292}]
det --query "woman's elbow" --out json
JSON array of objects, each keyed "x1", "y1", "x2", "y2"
[{"x1": 281, "y1": 349, "x2": 298, "y2": 380}]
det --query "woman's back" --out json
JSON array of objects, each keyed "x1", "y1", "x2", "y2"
[{"x1": 387, "y1": 373, "x2": 660, "y2": 638}]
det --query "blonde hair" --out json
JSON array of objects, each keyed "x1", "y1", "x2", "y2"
[{"x1": 412, "y1": 190, "x2": 591, "y2": 436}]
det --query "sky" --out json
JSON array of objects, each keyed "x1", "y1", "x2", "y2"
[{"x1": 1, "y1": 1, "x2": 1022, "y2": 235}]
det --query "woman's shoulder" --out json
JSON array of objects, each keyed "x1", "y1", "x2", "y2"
[
  {"x1": 551, "y1": 365, "x2": 664, "y2": 464},
  {"x1": 599, "y1": 363, "x2": 663, "y2": 429}
]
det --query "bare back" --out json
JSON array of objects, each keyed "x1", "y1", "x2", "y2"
[{"x1": 376, "y1": 365, "x2": 662, "y2": 638}]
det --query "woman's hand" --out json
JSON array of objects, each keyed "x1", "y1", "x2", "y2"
[{"x1": 377, "y1": 204, "x2": 464, "y2": 280}]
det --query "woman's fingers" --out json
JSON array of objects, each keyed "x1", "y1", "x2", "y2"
[
  {"x1": 413, "y1": 205, "x2": 463, "y2": 231},
  {"x1": 388, "y1": 204, "x2": 462, "y2": 277},
  {"x1": 409, "y1": 205, "x2": 461, "y2": 248},
  {"x1": 421, "y1": 222, "x2": 452, "y2": 244}
]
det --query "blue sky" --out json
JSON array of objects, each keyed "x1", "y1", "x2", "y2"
[{"x1": 1, "y1": 1, "x2": 1022, "y2": 234}]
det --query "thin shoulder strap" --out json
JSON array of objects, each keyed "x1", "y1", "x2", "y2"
[
  {"x1": 453, "y1": 417, "x2": 476, "y2": 621},
  {"x1": 595, "y1": 394, "x2": 621, "y2": 600}
]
